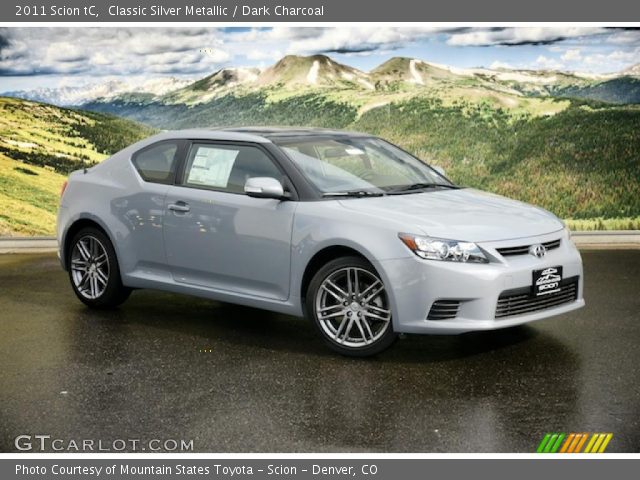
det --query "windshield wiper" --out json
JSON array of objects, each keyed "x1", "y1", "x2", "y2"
[
  {"x1": 323, "y1": 190, "x2": 385, "y2": 198},
  {"x1": 387, "y1": 183, "x2": 459, "y2": 194}
]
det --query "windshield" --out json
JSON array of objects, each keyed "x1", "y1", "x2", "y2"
[{"x1": 275, "y1": 136, "x2": 454, "y2": 195}]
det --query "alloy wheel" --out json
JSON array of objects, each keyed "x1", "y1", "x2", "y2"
[
  {"x1": 315, "y1": 267, "x2": 392, "y2": 348},
  {"x1": 70, "y1": 235, "x2": 110, "y2": 300}
]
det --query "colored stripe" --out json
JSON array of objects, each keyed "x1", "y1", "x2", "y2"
[
  {"x1": 598, "y1": 434, "x2": 613, "y2": 453},
  {"x1": 544, "y1": 434, "x2": 559, "y2": 453},
  {"x1": 537, "y1": 433, "x2": 552, "y2": 453},
  {"x1": 538, "y1": 432, "x2": 614, "y2": 454},
  {"x1": 590, "y1": 434, "x2": 606, "y2": 453},
  {"x1": 584, "y1": 433, "x2": 599, "y2": 453},
  {"x1": 575, "y1": 433, "x2": 589, "y2": 453},
  {"x1": 560, "y1": 434, "x2": 575, "y2": 453},
  {"x1": 550, "y1": 433, "x2": 566, "y2": 453},
  {"x1": 567, "y1": 434, "x2": 582, "y2": 453}
]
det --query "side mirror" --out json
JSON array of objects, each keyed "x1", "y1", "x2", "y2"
[
  {"x1": 244, "y1": 177, "x2": 285, "y2": 199},
  {"x1": 432, "y1": 165, "x2": 446, "y2": 177}
]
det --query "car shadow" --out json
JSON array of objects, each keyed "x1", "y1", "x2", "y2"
[
  {"x1": 382, "y1": 325, "x2": 540, "y2": 364},
  {"x1": 77, "y1": 289, "x2": 564, "y2": 365}
]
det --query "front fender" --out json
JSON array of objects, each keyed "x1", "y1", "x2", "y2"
[{"x1": 290, "y1": 201, "x2": 412, "y2": 325}]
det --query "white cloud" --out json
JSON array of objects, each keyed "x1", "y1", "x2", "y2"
[
  {"x1": 607, "y1": 30, "x2": 640, "y2": 45},
  {"x1": 266, "y1": 27, "x2": 327, "y2": 41},
  {"x1": 45, "y1": 43, "x2": 88, "y2": 63},
  {"x1": 0, "y1": 28, "x2": 231, "y2": 77},
  {"x1": 607, "y1": 49, "x2": 639, "y2": 62},
  {"x1": 582, "y1": 48, "x2": 640, "y2": 69},
  {"x1": 245, "y1": 49, "x2": 283, "y2": 61},
  {"x1": 288, "y1": 27, "x2": 446, "y2": 54},
  {"x1": 535, "y1": 55, "x2": 564, "y2": 70},
  {"x1": 235, "y1": 26, "x2": 449, "y2": 55},
  {"x1": 561, "y1": 49, "x2": 582, "y2": 62},
  {"x1": 529, "y1": 46, "x2": 640, "y2": 74},
  {"x1": 447, "y1": 27, "x2": 607, "y2": 46}
]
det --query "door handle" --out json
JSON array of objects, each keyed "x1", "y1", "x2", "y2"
[{"x1": 168, "y1": 202, "x2": 190, "y2": 213}]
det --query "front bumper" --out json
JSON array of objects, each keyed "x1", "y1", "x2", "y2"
[{"x1": 376, "y1": 230, "x2": 584, "y2": 334}]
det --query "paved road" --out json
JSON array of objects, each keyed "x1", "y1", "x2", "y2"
[{"x1": 0, "y1": 251, "x2": 638, "y2": 452}]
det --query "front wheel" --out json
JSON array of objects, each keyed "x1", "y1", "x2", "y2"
[
  {"x1": 67, "y1": 227, "x2": 131, "y2": 309},
  {"x1": 306, "y1": 256, "x2": 397, "y2": 357}
]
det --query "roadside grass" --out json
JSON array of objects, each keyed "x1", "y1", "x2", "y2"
[{"x1": 565, "y1": 217, "x2": 640, "y2": 231}]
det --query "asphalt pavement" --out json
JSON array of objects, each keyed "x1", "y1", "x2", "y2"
[{"x1": 0, "y1": 250, "x2": 638, "y2": 452}]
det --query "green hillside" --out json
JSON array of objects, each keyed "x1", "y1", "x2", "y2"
[
  {"x1": 352, "y1": 98, "x2": 640, "y2": 223},
  {"x1": 552, "y1": 77, "x2": 640, "y2": 104},
  {"x1": 0, "y1": 97, "x2": 156, "y2": 235}
]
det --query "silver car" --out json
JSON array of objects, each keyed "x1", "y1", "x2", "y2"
[{"x1": 57, "y1": 127, "x2": 584, "y2": 356}]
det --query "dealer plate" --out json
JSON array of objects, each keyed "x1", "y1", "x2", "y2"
[{"x1": 532, "y1": 266, "x2": 563, "y2": 296}]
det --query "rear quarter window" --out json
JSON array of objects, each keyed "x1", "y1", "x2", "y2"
[{"x1": 131, "y1": 141, "x2": 179, "y2": 184}]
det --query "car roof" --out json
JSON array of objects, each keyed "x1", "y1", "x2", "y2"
[
  {"x1": 148, "y1": 127, "x2": 372, "y2": 144},
  {"x1": 218, "y1": 126, "x2": 372, "y2": 139},
  {"x1": 148, "y1": 129, "x2": 272, "y2": 144}
]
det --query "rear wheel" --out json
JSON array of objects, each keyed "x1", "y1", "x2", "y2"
[
  {"x1": 68, "y1": 227, "x2": 131, "y2": 308},
  {"x1": 306, "y1": 256, "x2": 397, "y2": 357}
]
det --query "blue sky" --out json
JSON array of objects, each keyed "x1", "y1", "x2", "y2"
[{"x1": 1, "y1": 27, "x2": 639, "y2": 91}]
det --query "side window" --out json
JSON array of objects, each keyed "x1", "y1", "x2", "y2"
[
  {"x1": 132, "y1": 141, "x2": 179, "y2": 185},
  {"x1": 183, "y1": 143, "x2": 283, "y2": 194}
]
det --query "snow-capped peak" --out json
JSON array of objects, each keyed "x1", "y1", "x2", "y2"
[{"x1": 4, "y1": 77, "x2": 193, "y2": 106}]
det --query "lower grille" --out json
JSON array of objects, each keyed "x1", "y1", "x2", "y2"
[
  {"x1": 427, "y1": 300, "x2": 460, "y2": 320},
  {"x1": 497, "y1": 238, "x2": 561, "y2": 257},
  {"x1": 495, "y1": 277, "x2": 578, "y2": 319}
]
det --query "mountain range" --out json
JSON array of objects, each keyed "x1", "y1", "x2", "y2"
[
  {"x1": 3, "y1": 76, "x2": 193, "y2": 107},
  {"x1": 4, "y1": 55, "x2": 640, "y2": 107}
]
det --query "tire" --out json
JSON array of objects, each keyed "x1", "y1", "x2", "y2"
[
  {"x1": 67, "y1": 227, "x2": 131, "y2": 309},
  {"x1": 306, "y1": 256, "x2": 397, "y2": 357}
]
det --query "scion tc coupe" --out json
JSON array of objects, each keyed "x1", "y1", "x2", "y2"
[{"x1": 57, "y1": 128, "x2": 584, "y2": 356}]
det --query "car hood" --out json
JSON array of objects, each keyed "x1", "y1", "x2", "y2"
[{"x1": 338, "y1": 188, "x2": 563, "y2": 242}]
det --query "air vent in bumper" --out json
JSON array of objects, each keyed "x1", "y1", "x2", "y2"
[
  {"x1": 427, "y1": 300, "x2": 460, "y2": 320},
  {"x1": 497, "y1": 239, "x2": 561, "y2": 257},
  {"x1": 495, "y1": 277, "x2": 578, "y2": 319}
]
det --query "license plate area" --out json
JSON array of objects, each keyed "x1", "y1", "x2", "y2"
[{"x1": 532, "y1": 266, "x2": 563, "y2": 297}]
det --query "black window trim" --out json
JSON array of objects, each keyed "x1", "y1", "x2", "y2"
[{"x1": 174, "y1": 139, "x2": 300, "y2": 201}]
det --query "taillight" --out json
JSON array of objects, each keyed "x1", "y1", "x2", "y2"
[{"x1": 60, "y1": 180, "x2": 68, "y2": 198}]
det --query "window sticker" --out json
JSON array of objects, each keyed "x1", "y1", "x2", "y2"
[{"x1": 187, "y1": 147, "x2": 239, "y2": 188}]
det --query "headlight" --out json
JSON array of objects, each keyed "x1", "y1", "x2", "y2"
[{"x1": 399, "y1": 233, "x2": 488, "y2": 263}]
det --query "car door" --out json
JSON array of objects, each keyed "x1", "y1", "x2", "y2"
[
  {"x1": 163, "y1": 141, "x2": 296, "y2": 301},
  {"x1": 114, "y1": 139, "x2": 185, "y2": 276}
]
